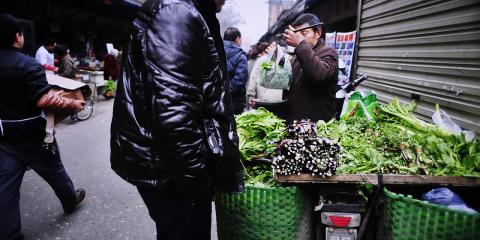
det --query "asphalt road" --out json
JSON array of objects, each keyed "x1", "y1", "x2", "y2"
[{"x1": 19, "y1": 99, "x2": 218, "y2": 240}]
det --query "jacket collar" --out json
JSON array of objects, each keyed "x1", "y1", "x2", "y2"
[
  {"x1": 224, "y1": 40, "x2": 238, "y2": 48},
  {"x1": 313, "y1": 38, "x2": 325, "y2": 50},
  {"x1": 0, "y1": 46, "x2": 24, "y2": 53}
]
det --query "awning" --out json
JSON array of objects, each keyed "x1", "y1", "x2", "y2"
[{"x1": 258, "y1": 0, "x2": 310, "y2": 43}]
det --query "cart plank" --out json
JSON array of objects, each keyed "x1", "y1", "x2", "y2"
[{"x1": 275, "y1": 174, "x2": 480, "y2": 187}]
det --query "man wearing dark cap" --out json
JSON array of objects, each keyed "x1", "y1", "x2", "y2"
[
  {"x1": 0, "y1": 14, "x2": 86, "y2": 240},
  {"x1": 283, "y1": 13, "x2": 338, "y2": 123},
  {"x1": 110, "y1": 0, "x2": 244, "y2": 239}
]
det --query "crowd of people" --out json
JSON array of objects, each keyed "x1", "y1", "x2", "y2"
[
  {"x1": 33, "y1": 38, "x2": 121, "y2": 82},
  {"x1": 0, "y1": 0, "x2": 338, "y2": 239}
]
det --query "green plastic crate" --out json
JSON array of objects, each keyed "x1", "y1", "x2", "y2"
[
  {"x1": 215, "y1": 184, "x2": 304, "y2": 240},
  {"x1": 378, "y1": 188, "x2": 480, "y2": 240}
]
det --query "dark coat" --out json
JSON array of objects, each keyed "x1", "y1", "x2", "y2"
[
  {"x1": 285, "y1": 39, "x2": 338, "y2": 123},
  {"x1": 58, "y1": 55, "x2": 76, "y2": 79},
  {"x1": 224, "y1": 40, "x2": 248, "y2": 114},
  {"x1": 103, "y1": 54, "x2": 120, "y2": 80},
  {"x1": 110, "y1": 0, "x2": 244, "y2": 194},
  {"x1": 0, "y1": 48, "x2": 51, "y2": 141}
]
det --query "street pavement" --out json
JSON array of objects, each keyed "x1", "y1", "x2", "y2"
[{"x1": 20, "y1": 99, "x2": 218, "y2": 240}]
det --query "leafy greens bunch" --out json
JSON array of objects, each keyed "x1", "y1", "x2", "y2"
[
  {"x1": 236, "y1": 108, "x2": 286, "y2": 185},
  {"x1": 317, "y1": 99, "x2": 480, "y2": 176}
]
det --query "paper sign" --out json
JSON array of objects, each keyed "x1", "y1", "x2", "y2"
[
  {"x1": 106, "y1": 43, "x2": 114, "y2": 54},
  {"x1": 334, "y1": 31, "x2": 356, "y2": 79}
]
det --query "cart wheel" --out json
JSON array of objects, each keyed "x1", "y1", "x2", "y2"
[{"x1": 75, "y1": 97, "x2": 94, "y2": 121}]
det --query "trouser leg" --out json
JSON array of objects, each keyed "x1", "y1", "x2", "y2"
[
  {"x1": 24, "y1": 142, "x2": 76, "y2": 210},
  {"x1": 137, "y1": 187, "x2": 213, "y2": 240},
  {"x1": 0, "y1": 147, "x2": 26, "y2": 240}
]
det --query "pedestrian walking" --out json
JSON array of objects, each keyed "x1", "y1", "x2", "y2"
[
  {"x1": 110, "y1": 0, "x2": 244, "y2": 239},
  {"x1": 0, "y1": 14, "x2": 86, "y2": 240},
  {"x1": 224, "y1": 27, "x2": 248, "y2": 115}
]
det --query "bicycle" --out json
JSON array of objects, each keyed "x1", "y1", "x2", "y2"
[{"x1": 71, "y1": 96, "x2": 94, "y2": 121}]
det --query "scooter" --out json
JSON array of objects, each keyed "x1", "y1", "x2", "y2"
[
  {"x1": 335, "y1": 59, "x2": 368, "y2": 119},
  {"x1": 315, "y1": 190, "x2": 366, "y2": 240}
]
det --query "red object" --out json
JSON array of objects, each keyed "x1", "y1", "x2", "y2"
[
  {"x1": 329, "y1": 216, "x2": 352, "y2": 227},
  {"x1": 42, "y1": 64, "x2": 57, "y2": 72},
  {"x1": 103, "y1": 54, "x2": 120, "y2": 80}
]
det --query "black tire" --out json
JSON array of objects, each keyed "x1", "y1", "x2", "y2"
[{"x1": 75, "y1": 97, "x2": 94, "y2": 121}]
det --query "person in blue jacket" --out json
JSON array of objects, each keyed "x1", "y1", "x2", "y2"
[{"x1": 224, "y1": 27, "x2": 248, "y2": 114}]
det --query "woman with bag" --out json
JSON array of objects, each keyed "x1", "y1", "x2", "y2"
[{"x1": 247, "y1": 42, "x2": 291, "y2": 118}]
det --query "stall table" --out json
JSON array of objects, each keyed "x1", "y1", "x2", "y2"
[{"x1": 275, "y1": 174, "x2": 480, "y2": 187}]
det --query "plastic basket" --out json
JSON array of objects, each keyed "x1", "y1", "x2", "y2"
[
  {"x1": 215, "y1": 184, "x2": 304, "y2": 240},
  {"x1": 378, "y1": 188, "x2": 480, "y2": 240}
]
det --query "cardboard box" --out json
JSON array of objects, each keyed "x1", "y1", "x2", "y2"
[{"x1": 46, "y1": 74, "x2": 92, "y2": 124}]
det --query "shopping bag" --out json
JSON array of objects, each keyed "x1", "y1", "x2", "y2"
[
  {"x1": 257, "y1": 46, "x2": 292, "y2": 90},
  {"x1": 340, "y1": 90, "x2": 378, "y2": 121},
  {"x1": 432, "y1": 105, "x2": 475, "y2": 141}
]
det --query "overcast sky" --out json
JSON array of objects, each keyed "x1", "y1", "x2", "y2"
[{"x1": 221, "y1": 0, "x2": 270, "y2": 50}]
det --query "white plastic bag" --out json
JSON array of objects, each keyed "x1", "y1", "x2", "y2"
[
  {"x1": 432, "y1": 105, "x2": 475, "y2": 141},
  {"x1": 256, "y1": 46, "x2": 292, "y2": 90}
]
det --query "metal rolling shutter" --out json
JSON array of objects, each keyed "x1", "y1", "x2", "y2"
[{"x1": 356, "y1": 0, "x2": 480, "y2": 133}]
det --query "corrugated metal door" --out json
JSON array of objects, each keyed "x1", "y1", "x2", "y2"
[{"x1": 356, "y1": 0, "x2": 480, "y2": 133}]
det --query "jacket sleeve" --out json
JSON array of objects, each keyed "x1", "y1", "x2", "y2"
[
  {"x1": 37, "y1": 90, "x2": 80, "y2": 112},
  {"x1": 23, "y1": 59, "x2": 52, "y2": 104},
  {"x1": 294, "y1": 40, "x2": 338, "y2": 84},
  {"x1": 229, "y1": 53, "x2": 249, "y2": 94},
  {"x1": 246, "y1": 74, "x2": 257, "y2": 99},
  {"x1": 146, "y1": 4, "x2": 209, "y2": 187}
]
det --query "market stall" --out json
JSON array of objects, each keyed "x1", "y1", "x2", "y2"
[{"x1": 215, "y1": 92, "x2": 480, "y2": 240}]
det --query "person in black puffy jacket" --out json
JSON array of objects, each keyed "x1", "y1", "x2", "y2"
[
  {"x1": 224, "y1": 27, "x2": 248, "y2": 114},
  {"x1": 110, "y1": 0, "x2": 244, "y2": 239}
]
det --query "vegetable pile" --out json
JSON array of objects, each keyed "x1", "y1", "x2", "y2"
[
  {"x1": 273, "y1": 120, "x2": 340, "y2": 177},
  {"x1": 235, "y1": 99, "x2": 479, "y2": 185},
  {"x1": 317, "y1": 99, "x2": 480, "y2": 176},
  {"x1": 236, "y1": 108, "x2": 286, "y2": 185}
]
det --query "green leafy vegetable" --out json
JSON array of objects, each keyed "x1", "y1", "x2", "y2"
[
  {"x1": 260, "y1": 61, "x2": 274, "y2": 71},
  {"x1": 236, "y1": 108, "x2": 286, "y2": 185},
  {"x1": 317, "y1": 99, "x2": 480, "y2": 177}
]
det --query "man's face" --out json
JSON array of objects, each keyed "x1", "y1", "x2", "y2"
[
  {"x1": 214, "y1": 0, "x2": 226, "y2": 13},
  {"x1": 294, "y1": 23, "x2": 321, "y2": 47}
]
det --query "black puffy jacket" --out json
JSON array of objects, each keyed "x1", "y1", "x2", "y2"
[{"x1": 110, "y1": 0, "x2": 244, "y2": 194}]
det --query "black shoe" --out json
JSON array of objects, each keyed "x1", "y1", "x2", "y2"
[{"x1": 64, "y1": 188, "x2": 86, "y2": 214}]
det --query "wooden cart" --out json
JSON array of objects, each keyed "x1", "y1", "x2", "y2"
[
  {"x1": 275, "y1": 174, "x2": 480, "y2": 240},
  {"x1": 276, "y1": 174, "x2": 480, "y2": 187}
]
